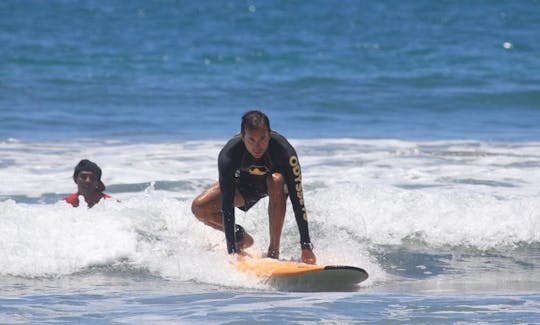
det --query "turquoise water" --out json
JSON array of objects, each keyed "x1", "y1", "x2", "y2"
[{"x1": 1, "y1": 1, "x2": 540, "y2": 323}]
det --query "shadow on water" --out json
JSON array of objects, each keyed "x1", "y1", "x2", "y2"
[
  {"x1": 0, "y1": 180, "x2": 195, "y2": 204},
  {"x1": 106, "y1": 180, "x2": 195, "y2": 193},
  {"x1": 367, "y1": 240, "x2": 540, "y2": 293},
  {"x1": 369, "y1": 245, "x2": 453, "y2": 279}
]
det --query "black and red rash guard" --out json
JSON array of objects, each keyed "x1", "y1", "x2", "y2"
[
  {"x1": 219, "y1": 131, "x2": 311, "y2": 254},
  {"x1": 64, "y1": 192, "x2": 111, "y2": 208}
]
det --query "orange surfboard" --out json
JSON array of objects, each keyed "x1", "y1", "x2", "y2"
[{"x1": 236, "y1": 257, "x2": 368, "y2": 291}]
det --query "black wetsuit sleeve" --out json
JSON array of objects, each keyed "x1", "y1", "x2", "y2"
[
  {"x1": 218, "y1": 142, "x2": 238, "y2": 254},
  {"x1": 276, "y1": 136, "x2": 312, "y2": 247}
]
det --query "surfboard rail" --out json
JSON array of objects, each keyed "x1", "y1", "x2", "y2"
[{"x1": 235, "y1": 257, "x2": 369, "y2": 292}]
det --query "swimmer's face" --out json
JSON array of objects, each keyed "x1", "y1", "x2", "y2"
[
  {"x1": 76, "y1": 171, "x2": 100, "y2": 195},
  {"x1": 242, "y1": 126, "x2": 270, "y2": 159}
]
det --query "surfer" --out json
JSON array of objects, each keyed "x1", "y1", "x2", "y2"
[
  {"x1": 64, "y1": 159, "x2": 111, "y2": 208},
  {"x1": 192, "y1": 110, "x2": 317, "y2": 264}
]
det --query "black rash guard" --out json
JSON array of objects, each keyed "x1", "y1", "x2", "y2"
[{"x1": 218, "y1": 131, "x2": 311, "y2": 254}]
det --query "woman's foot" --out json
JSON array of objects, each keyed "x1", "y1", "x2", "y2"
[{"x1": 235, "y1": 224, "x2": 254, "y2": 250}]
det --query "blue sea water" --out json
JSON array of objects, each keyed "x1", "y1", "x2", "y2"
[
  {"x1": 1, "y1": 0, "x2": 540, "y2": 323},
  {"x1": 2, "y1": 0, "x2": 540, "y2": 142}
]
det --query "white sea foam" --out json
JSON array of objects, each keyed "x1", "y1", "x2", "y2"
[{"x1": 0, "y1": 138, "x2": 539, "y2": 287}]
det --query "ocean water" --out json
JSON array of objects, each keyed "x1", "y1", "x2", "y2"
[{"x1": 1, "y1": 0, "x2": 540, "y2": 324}]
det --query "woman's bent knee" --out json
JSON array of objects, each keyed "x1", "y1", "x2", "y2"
[
  {"x1": 268, "y1": 173, "x2": 285, "y2": 187},
  {"x1": 267, "y1": 173, "x2": 285, "y2": 195},
  {"x1": 191, "y1": 197, "x2": 203, "y2": 218}
]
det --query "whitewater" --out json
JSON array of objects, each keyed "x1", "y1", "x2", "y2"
[{"x1": 1, "y1": 138, "x2": 538, "y2": 288}]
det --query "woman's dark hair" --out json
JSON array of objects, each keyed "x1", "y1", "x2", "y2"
[{"x1": 241, "y1": 110, "x2": 271, "y2": 135}]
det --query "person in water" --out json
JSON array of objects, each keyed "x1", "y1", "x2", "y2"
[
  {"x1": 192, "y1": 110, "x2": 316, "y2": 264},
  {"x1": 64, "y1": 159, "x2": 111, "y2": 208}
]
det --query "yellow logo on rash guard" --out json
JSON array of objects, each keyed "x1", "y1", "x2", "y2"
[
  {"x1": 248, "y1": 165, "x2": 269, "y2": 176},
  {"x1": 289, "y1": 155, "x2": 307, "y2": 221}
]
